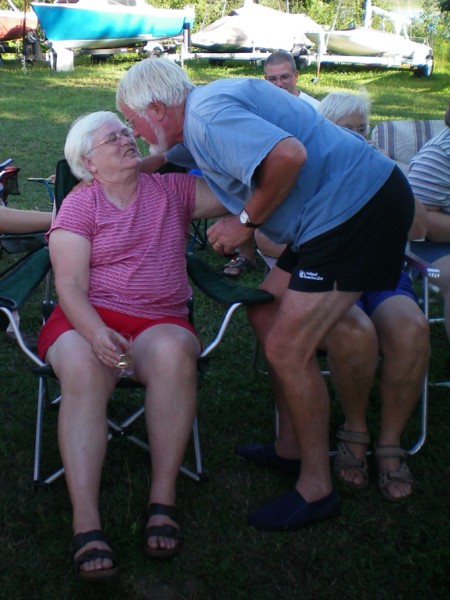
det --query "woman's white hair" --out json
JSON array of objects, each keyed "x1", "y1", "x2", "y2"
[
  {"x1": 318, "y1": 90, "x2": 371, "y2": 124},
  {"x1": 64, "y1": 111, "x2": 124, "y2": 181},
  {"x1": 116, "y1": 57, "x2": 195, "y2": 113}
]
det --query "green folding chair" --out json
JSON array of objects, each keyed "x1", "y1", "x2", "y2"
[
  {"x1": 0, "y1": 246, "x2": 51, "y2": 340},
  {"x1": 10, "y1": 159, "x2": 273, "y2": 486}
]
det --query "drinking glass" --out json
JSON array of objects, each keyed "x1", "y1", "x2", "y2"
[{"x1": 114, "y1": 333, "x2": 134, "y2": 378}]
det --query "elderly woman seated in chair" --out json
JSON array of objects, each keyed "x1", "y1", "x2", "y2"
[{"x1": 37, "y1": 111, "x2": 227, "y2": 582}]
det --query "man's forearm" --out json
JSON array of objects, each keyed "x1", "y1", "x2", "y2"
[{"x1": 243, "y1": 137, "x2": 306, "y2": 226}]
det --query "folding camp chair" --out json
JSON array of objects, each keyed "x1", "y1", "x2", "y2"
[
  {"x1": 188, "y1": 218, "x2": 208, "y2": 254},
  {"x1": 155, "y1": 161, "x2": 208, "y2": 253},
  {"x1": 0, "y1": 246, "x2": 51, "y2": 336},
  {"x1": 403, "y1": 248, "x2": 440, "y2": 453},
  {"x1": 256, "y1": 247, "x2": 439, "y2": 456},
  {"x1": 2, "y1": 158, "x2": 273, "y2": 487},
  {"x1": 0, "y1": 158, "x2": 48, "y2": 256},
  {"x1": 370, "y1": 119, "x2": 449, "y2": 390},
  {"x1": 0, "y1": 158, "x2": 20, "y2": 206},
  {"x1": 408, "y1": 245, "x2": 450, "y2": 389}
]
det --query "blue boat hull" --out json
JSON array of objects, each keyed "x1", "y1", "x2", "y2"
[{"x1": 31, "y1": 2, "x2": 195, "y2": 50}]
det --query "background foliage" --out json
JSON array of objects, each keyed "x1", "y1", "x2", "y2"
[{"x1": 2, "y1": 0, "x2": 448, "y2": 34}]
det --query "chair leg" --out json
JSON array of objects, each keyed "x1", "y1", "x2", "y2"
[
  {"x1": 190, "y1": 416, "x2": 208, "y2": 480},
  {"x1": 119, "y1": 409, "x2": 207, "y2": 482},
  {"x1": 33, "y1": 376, "x2": 46, "y2": 486},
  {"x1": 405, "y1": 373, "x2": 428, "y2": 456},
  {"x1": 34, "y1": 384, "x2": 207, "y2": 485},
  {"x1": 33, "y1": 377, "x2": 65, "y2": 486},
  {"x1": 187, "y1": 219, "x2": 208, "y2": 254}
]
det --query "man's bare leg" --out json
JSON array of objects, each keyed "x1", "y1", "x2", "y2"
[
  {"x1": 247, "y1": 266, "x2": 361, "y2": 529},
  {"x1": 245, "y1": 290, "x2": 377, "y2": 481}
]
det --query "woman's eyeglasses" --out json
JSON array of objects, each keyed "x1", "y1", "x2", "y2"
[
  {"x1": 91, "y1": 127, "x2": 134, "y2": 151},
  {"x1": 340, "y1": 124, "x2": 371, "y2": 136},
  {"x1": 125, "y1": 112, "x2": 138, "y2": 130},
  {"x1": 352, "y1": 125, "x2": 371, "y2": 135}
]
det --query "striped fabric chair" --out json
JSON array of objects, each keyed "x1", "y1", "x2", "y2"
[{"x1": 371, "y1": 119, "x2": 446, "y2": 173}]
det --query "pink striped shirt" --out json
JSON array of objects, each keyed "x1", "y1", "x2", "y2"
[{"x1": 48, "y1": 172, "x2": 196, "y2": 320}]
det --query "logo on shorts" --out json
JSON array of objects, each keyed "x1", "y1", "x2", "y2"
[{"x1": 298, "y1": 270, "x2": 324, "y2": 281}]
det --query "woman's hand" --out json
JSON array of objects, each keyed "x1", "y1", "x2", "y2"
[{"x1": 91, "y1": 327, "x2": 131, "y2": 366}]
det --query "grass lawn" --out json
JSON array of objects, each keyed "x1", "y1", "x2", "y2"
[{"x1": 1, "y1": 52, "x2": 450, "y2": 599}]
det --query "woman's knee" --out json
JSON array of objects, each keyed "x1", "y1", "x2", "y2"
[
  {"x1": 379, "y1": 312, "x2": 429, "y2": 360},
  {"x1": 324, "y1": 309, "x2": 377, "y2": 361},
  {"x1": 50, "y1": 345, "x2": 116, "y2": 397},
  {"x1": 135, "y1": 327, "x2": 199, "y2": 375}
]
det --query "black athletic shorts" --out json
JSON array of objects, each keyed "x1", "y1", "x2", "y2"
[{"x1": 277, "y1": 166, "x2": 415, "y2": 292}]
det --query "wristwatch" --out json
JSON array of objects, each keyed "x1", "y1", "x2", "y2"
[{"x1": 239, "y1": 208, "x2": 261, "y2": 228}]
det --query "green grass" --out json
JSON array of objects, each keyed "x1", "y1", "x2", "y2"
[{"x1": 1, "y1": 51, "x2": 450, "y2": 599}]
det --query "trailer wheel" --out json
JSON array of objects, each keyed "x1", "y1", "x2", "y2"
[
  {"x1": 414, "y1": 58, "x2": 434, "y2": 78},
  {"x1": 142, "y1": 42, "x2": 164, "y2": 58},
  {"x1": 148, "y1": 47, "x2": 163, "y2": 58}
]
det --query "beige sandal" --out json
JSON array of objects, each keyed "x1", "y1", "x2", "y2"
[
  {"x1": 375, "y1": 445, "x2": 414, "y2": 502},
  {"x1": 333, "y1": 428, "x2": 370, "y2": 489}
]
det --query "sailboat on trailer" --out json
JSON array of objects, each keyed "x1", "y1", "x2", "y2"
[{"x1": 305, "y1": 0, "x2": 433, "y2": 75}]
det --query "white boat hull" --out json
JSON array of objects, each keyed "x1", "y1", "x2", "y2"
[
  {"x1": 306, "y1": 27, "x2": 431, "y2": 60},
  {"x1": 191, "y1": 1, "x2": 322, "y2": 53}
]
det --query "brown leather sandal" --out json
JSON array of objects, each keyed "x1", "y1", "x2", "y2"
[
  {"x1": 222, "y1": 256, "x2": 256, "y2": 278},
  {"x1": 333, "y1": 428, "x2": 370, "y2": 489},
  {"x1": 72, "y1": 529, "x2": 119, "y2": 582},
  {"x1": 375, "y1": 445, "x2": 414, "y2": 502},
  {"x1": 144, "y1": 503, "x2": 183, "y2": 559}
]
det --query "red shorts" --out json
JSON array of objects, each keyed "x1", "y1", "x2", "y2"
[{"x1": 37, "y1": 304, "x2": 197, "y2": 360}]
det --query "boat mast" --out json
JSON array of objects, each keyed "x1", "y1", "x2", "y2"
[
  {"x1": 363, "y1": 0, "x2": 372, "y2": 28},
  {"x1": 6, "y1": 0, "x2": 20, "y2": 11}
]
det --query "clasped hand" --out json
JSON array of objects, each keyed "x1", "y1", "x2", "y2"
[{"x1": 207, "y1": 215, "x2": 254, "y2": 256}]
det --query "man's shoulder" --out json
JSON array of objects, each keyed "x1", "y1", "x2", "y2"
[
  {"x1": 298, "y1": 91, "x2": 320, "y2": 108},
  {"x1": 414, "y1": 127, "x2": 450, "y2": 161},
  {"x1": 430, "y1": 126, "x2": 450, "y2": 149}
]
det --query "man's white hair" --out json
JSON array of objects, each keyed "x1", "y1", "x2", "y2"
[{"x1": 116, "y1": 57, "x2": 195, "y2": 113}]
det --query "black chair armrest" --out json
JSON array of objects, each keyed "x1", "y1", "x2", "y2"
[{"x1": 187, "y1": 254, "x2": 273, "y2": 307}]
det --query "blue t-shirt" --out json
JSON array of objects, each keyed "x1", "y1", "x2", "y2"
[{"x1": 167, "y1": 78, "x2": 395, "y2": 249}]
